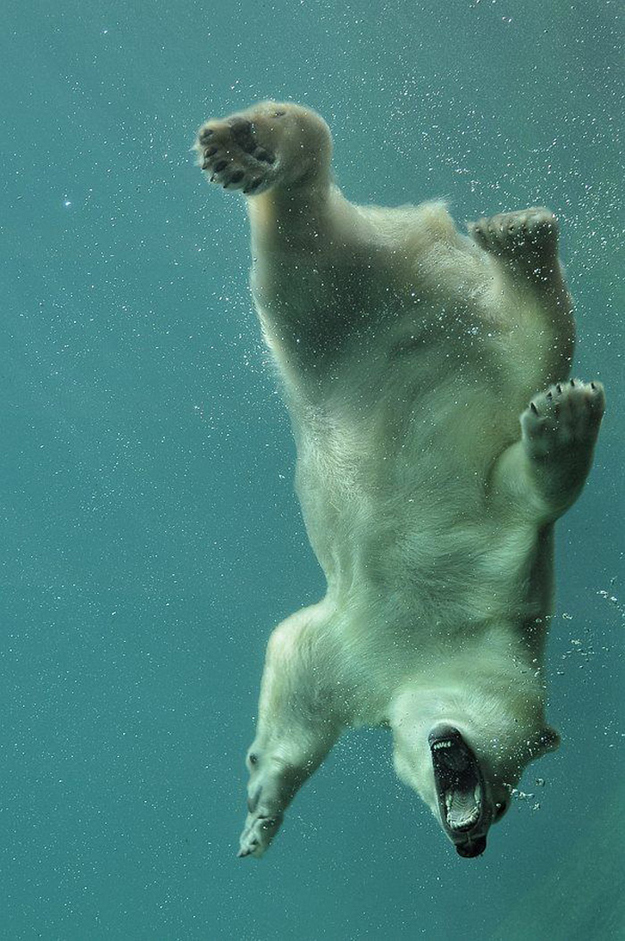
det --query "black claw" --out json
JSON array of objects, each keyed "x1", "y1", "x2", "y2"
[
  {"x1": 530, "y1": 402, "x2": 538, "y2": 414},
  {"x1": 546, "y1": 391, "x2": 553, "y2": 399},
  {"x1": 591, "y1": 382, "x2": 597, "y2": 390},
  {"x1": 243, "y1": 178, "x2": 262, "y2": 194},
  {"x1": 556, "y1": 384, "x2": 562, "y2": 394},
  {"x1": 570, "y1": 379, "x2": 575, "y2": 386}
]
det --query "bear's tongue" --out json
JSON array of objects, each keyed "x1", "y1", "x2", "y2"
[{"x1": 429, "y1": 726, "x2": 483, "y2": 832}]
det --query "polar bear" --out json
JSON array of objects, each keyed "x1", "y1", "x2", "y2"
[{"x1": 195, "y1": 101, "x2": 605, "y2": 859}]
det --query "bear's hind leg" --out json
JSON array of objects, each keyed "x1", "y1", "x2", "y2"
[
  {"x1": 468, "y1": 207, "x2": 561, "y2": 279},
  {"x1": 469, "y1": 207, "x2": 574, "y2": 375}
]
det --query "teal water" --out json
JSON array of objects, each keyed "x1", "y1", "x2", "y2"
[{"x1": 2, "y1": 1, "x2": 623, "y2": 938}]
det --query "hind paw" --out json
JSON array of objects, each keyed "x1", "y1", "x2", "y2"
[
  {"x1": 469, "y1": 207, "x2": 559, "y2": 269},
  {"x1": 195, "y1": 110, "x2": 282, "y2": 195},
  {"x1": 195, "y1": 101, "x2": 331, "y2": 197}
]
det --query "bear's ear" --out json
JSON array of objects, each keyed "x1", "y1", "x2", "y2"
[{"x1": 532, "y1": 726, "x2": 561, "y2": 755}]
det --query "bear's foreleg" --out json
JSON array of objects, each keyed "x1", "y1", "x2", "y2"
[
  {"x1": 492, "y1": 379, "x2": 605, "y2": 519},
  {"x1": 238, "y1": 609, "x2": 342, "y2": 858}
]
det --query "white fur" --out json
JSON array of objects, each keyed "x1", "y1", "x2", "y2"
[{"x1": 195, "y1": 102, "x2": 604, "y2": 856}]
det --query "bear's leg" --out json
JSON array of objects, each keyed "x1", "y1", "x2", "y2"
[
  {"x1": 468, "y1": 207, "x2": 562, "y2": 281},
  {"x1": 195, "y1": 102, "x2": 376, "y2": 362},
  {"x1": 238, "y1": 609, "x2": 342, "y2": 858},
  {"x1": 238, "y1": 736, "x2": 331, "y2": 859},
  {"x1": 492, "y1": 379, "x2": 605, "y2": 518},
  {"x1": 469, "y1": 206, "x2": 576, "y2": 388}
]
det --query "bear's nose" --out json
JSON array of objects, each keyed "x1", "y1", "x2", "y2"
[{"x1": 455, "y1": 835, "x2": 487, "y2": 858}]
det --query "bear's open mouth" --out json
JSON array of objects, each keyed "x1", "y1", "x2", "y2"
[{"x1": 429, "y1": 725, "x2": 488, "y2": 858}]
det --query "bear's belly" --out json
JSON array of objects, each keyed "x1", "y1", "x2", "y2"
[
  {"x1": 299, "y1": 468, "x2": 548, "y2": 621},
  {"x1": 294, "y1": 375, "x2": 517, "y2": 583},
  {"x1": 292, "y1": 365, "x2": 554, "y2": 650},
  {"x1": 288, "y1": 295, "x2": 557, "y2": 653}
]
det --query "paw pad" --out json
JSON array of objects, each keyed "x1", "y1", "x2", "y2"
[
  {"x1": 195, "y1": 115, "x2": 276, "y2": 195},
  {"x1": 522, "y1": 379, "x2": 605, "y2": 455},
  {"x1": 470, "y1": 207, "x2": 559, "y2": 264}
]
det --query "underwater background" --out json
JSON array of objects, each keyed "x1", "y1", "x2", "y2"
[{"x1": 1, "y1": 0, "x2": 623, "y2": 938}]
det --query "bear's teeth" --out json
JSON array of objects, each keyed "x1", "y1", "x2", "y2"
[
  {"x1": 432, "y1": 740, "x2": 452, "y2": 750},
  {"x1": 445, "y1": 790, "x2": 480, "y2": 825}
]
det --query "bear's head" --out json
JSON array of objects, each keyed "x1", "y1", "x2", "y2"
[{"x1": 389, "y1": 683, "x2": 560, "y2": 857}]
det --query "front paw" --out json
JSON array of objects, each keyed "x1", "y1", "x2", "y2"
[
  {"x1": 237, "y1": 810, "x2": 284, "y2": 859},
  {"x1": 522, "y1": 379, "x2": 605, "y2": 460}
]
